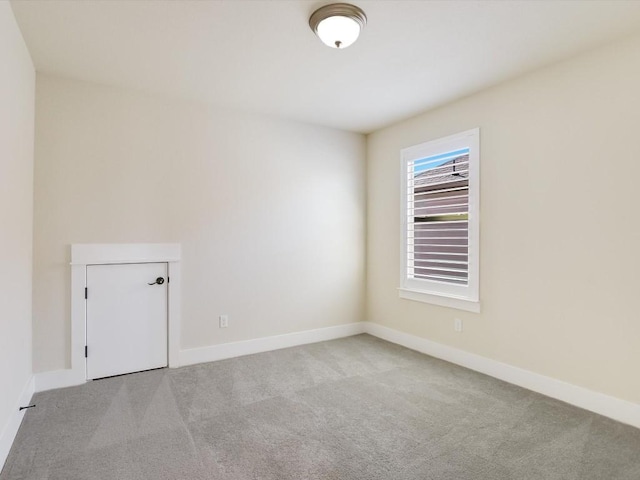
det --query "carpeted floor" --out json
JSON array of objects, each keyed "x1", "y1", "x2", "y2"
[{"x1": 2, "y1": 334, "x2": 640, "y2": 479}]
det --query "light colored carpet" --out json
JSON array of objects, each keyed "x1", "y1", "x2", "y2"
[{"x1": 2, "y1": 334, "x2": 640, "y2": 479}]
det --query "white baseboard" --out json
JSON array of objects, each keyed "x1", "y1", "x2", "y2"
[
  {"x1": 0, "y1": 375, "x2": 35, "y2": 473},
  {"x1": 363, "y1": 322, "x2": 640, "y2": 429},
  {"x1": 34, "y1": 368, "x2": 85, "y2": 393},
  {"x1": 33, "y1": 323, "x2": 367, "y2": 392},
  {"x1": 179, "y1": 322, "x2": 366, "y2": 367}
]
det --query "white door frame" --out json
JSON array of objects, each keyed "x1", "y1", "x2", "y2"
[{"x1": 70, "y1": 244, "x2": 181, "y2": 384}]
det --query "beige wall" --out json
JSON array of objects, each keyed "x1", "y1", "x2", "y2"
[
  {"x1": 0, "y1": 2, "x2": 35, "y2": 448},
  {"x1": 34, "y1": 75, "x2": 365, "y2": 372},
  {"x1": 367, "y1": 33, "x2": 640, "y2": 404}
]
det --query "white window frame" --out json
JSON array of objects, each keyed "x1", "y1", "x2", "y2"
[{"x1": 399, "y1": 128, "x2": 480, "y2": 313}]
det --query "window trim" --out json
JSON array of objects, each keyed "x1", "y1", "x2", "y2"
[{"x1": 399, "y1": 128, "x2": 480, "y2": 311}]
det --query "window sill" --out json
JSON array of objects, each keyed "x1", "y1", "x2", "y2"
[{"x1": 398, "y1": 288, "x2": 481, "y2": 313}]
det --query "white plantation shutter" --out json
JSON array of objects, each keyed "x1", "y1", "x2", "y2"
[
  {"x1": 409, "y1": 153, "x2": 469, "y2": 284},
  {"x1": 400, "y1": 129, "x2": 479, "y2": 305}
]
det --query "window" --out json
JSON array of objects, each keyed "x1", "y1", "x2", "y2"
[{"x1": 400, "y1": 128, "x2": 480, "y2": 312}]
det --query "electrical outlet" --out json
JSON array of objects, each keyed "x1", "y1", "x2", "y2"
[
  {"x1": 454, "y1": 318, "x2": 463, "y2": 333},
  {"x1": 219, "y1": 314, "x2": 229, "y2": 328}
]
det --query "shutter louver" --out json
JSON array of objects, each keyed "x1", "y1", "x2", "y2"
[{"x1": 407, "y1": 151, "x2": 470, "y2": 286}]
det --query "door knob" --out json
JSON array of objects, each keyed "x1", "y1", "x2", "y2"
[{"x1": 148, "y1": 277, "x2": 165, "y2": 285}]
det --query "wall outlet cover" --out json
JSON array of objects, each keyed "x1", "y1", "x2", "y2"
[{"x1": 454, "y1": 318, "x2": 463, "y2": 333}]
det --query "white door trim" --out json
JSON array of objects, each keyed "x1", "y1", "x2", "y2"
[{"x1": 69, "y1": 244, "x2": 181, "y2": 385}]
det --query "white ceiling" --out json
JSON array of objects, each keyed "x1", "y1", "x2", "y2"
[{"x1": 11, "y1": 0, "x2": 640, "y2": 133}]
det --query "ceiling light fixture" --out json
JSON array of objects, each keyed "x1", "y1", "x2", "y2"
[{"x1": 309, "y1": 3, "x2": 367, "y2": 49}]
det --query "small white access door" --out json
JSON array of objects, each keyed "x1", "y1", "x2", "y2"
[{"x1": 86, "y1": 262, "x2": 168, "y2": 380}]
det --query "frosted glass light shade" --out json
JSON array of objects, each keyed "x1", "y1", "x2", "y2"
[
  {"x1": 316, "y1": 15, "x2": 360, "y2": 49},
  {"x1": 309, "y1": 4, "x2": 367, "y2": 49}
]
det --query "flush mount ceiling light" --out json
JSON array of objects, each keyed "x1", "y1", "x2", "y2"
[{"x1": 309, "y1": 3, "x2": 367, "y2": 49}]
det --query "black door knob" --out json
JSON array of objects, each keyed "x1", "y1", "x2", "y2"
[{"x1": 148, "y1": 277, "x2": 165, "y2": 285}]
